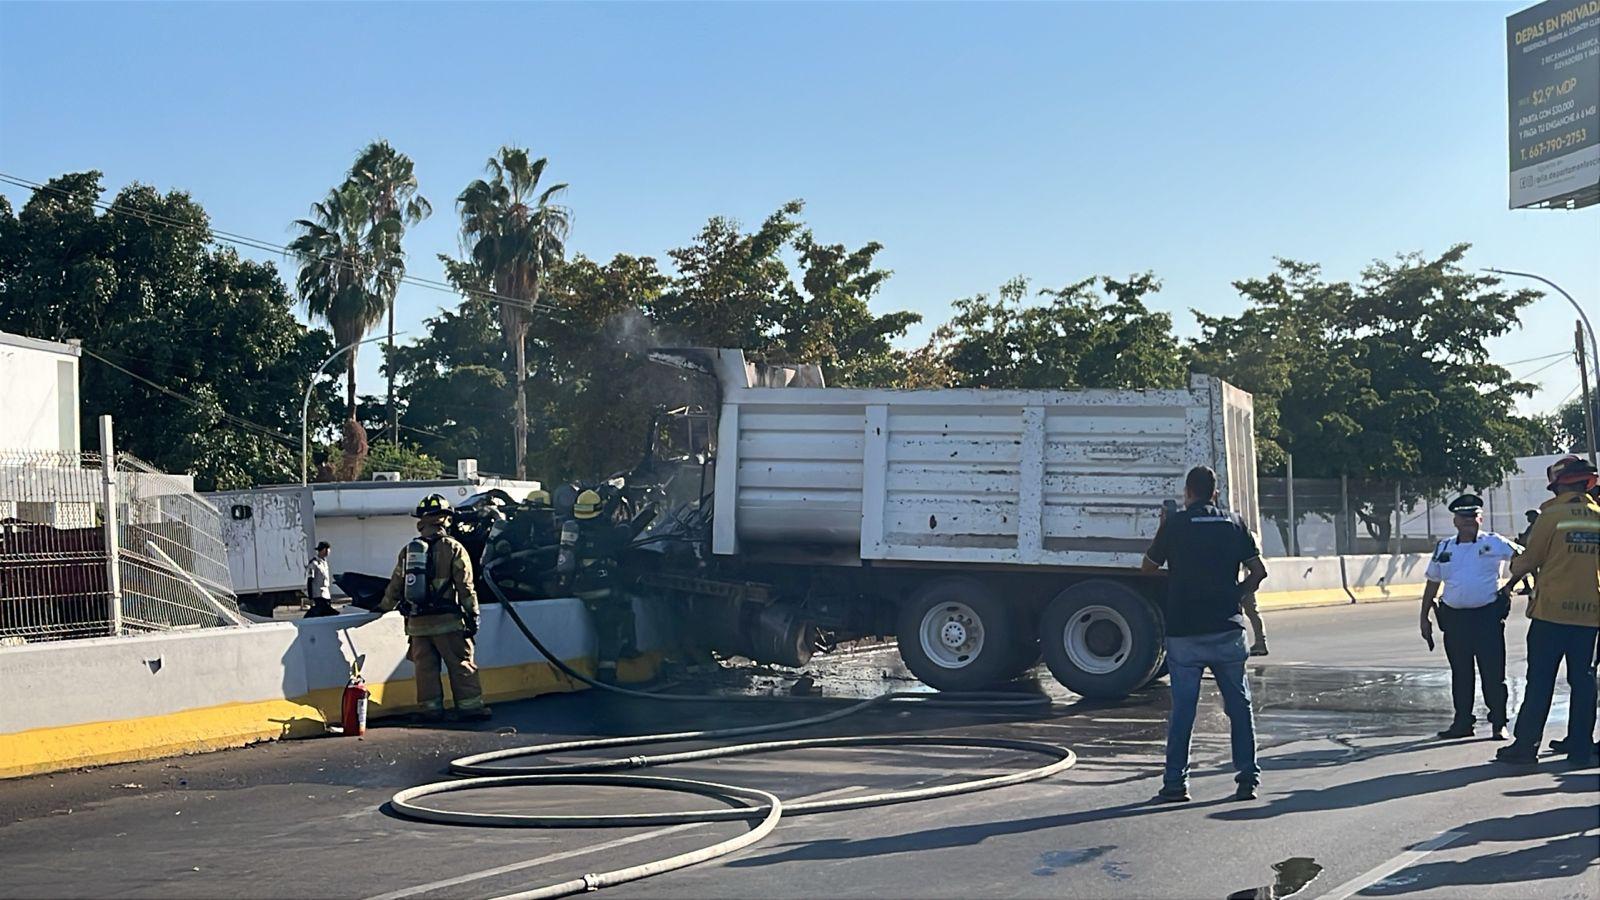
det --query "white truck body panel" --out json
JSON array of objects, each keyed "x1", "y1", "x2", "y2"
[
  {"x1": 713, "y1": 374, "x2": 1257, "y2": 570},
  {"x1": 209, "y1": 486, "x2": 315, "y2": 596}
]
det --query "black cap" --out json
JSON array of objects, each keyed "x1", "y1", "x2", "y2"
[
  {"x1": 316, "y1": 541, "x2": 332, "y2": 550},
  {"x1": 1447, "y1": 494, "x2": 1483, "y2": 515}
]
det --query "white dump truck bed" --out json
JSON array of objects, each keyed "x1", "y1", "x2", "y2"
[{"x1": 710, "y1": 370, "x2": 1258, "y2": 570}]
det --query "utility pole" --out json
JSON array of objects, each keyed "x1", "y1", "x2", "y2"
[
  {"x1": 1578, "y1": 321, "x2": 1599, "y2": 468},
  {"x1": 388, "y1": 310, "x2": 399, "y2": 449}
]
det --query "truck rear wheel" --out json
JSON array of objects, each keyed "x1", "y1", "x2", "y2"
[
  {"x1": 1040, "y1": 580, "x2": 1163, "y2": 700},
  {"x1": 896, "y1": 578, "x2": 1025, "y2": 691}
]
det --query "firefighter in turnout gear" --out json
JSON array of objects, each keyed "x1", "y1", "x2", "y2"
[
  {"x1": 380, "y1": 493, "x2": 490, "y2": 722},
  {"x1": 558, "y1": 489, "x2": 636, "y2": 683}
]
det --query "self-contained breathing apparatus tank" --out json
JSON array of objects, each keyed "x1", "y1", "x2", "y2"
[{"x1": 402, "y1": 537, "x2": 430, "y2": 610}]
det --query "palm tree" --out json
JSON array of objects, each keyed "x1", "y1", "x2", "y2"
[
  {"x1": 289, "y1": 181, "x2": 400, "y2": 478},
  {"x1": 348, "y1": 141, "x2": 430, "y2": 446},
  {"x1": 451, "y1": 147, "x2": 570, "y2": 479}
]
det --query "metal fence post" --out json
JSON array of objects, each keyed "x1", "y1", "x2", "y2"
[
  {"x1": 1285, "y1": 454, "x2": 1298, "y2": 556},
  {"x1": 99, "y1": 415, "x2": 123, "y2": 637},
  {"x1": 1394, "y1": 481, "x2": 1403, "y2": 552},
  {"x1": 1340, "y1": 473, "x2": 1351, "y2": 554}
]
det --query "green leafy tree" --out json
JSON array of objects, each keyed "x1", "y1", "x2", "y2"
[
  {"x1": 535, "y1": 254, "x2": 680, "y2": 479},
  {"x1": 348, "y1": 140, "x2": 431, "y2": 446},
  {"x1": 288, "y1": 180, "x2": 400, "y2": 478},
  {"x1": 0, "y1": 173, "x2": 333, "y2": 489},
  {"x1": 387, "y1": 299, "x2": 516, "y2": 473},
  {"x1": 774, "y1": 230, "x2": 921, "y2": 386},
  {"x1": 1544, "y1": 396, "x2": 1597, "y2": 454},
  {"x1": 446, "y1": 147, "x2": 571, "y2": 479},
  {"x1": 653, "y1": 201, "x2": 802, "y2": 352},
  {"x1": 653, "y1": 201, "x2": 921, "y2": 385},
  {"x1": 922, "y1": 273, "x2": 1186, "y2": 390},
  {"x1": 1189, "y1": 245, "x2": 1546, "y2": 549}
]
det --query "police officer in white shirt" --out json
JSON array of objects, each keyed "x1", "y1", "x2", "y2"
[{"x1": 1419, "y1": 494, "x2": 1520, "y2": 740}]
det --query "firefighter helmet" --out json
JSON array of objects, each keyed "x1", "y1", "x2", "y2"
[
  {"x1": 526, "y1": 489, "x2": 551, "y2": 507},
  {"x1": 573, "y1": 489, "x2": 603, "y2": 520},
  {"x1": 1548, "y1": 455, "x2": 1598, "y2": 492},
  {"x1": 414, "y1": 493, "x2": 452, "y2": 519}
]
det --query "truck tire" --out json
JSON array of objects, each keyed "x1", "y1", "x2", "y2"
[
  {"x1": 1140, "y1": 660, "x2": 1170, "y2": 690},
  {"x1": 896, "y1": 578, "x2": 1025, "y2": 691},
  {"x1": 1039, "y1": 579, "x2": 1163, "y2": 700}
]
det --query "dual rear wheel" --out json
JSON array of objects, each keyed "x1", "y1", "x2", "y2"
[{"x1": 895, "y1": 577, "x2": 1164, "y2": 699}]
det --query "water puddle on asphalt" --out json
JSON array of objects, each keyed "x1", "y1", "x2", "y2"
[
  {"x1": 1031, "y1": 846, "x2": 1114, "y2": 876},
  {"x1": 1226, "y1": 856, "x2": 1324, "y2": 899}
]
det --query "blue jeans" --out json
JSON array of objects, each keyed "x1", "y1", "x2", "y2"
[
  {"x1": 1165, "y1": 629, "x2": 1260, "y2": 791},
  {"x1": 1510, "y1": 619, "x2": 1599, "y2": 754}
]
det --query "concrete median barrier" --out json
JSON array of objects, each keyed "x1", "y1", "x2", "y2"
[
  {"x1": 0, "y1": 597, "x2": 665, "y2": 780},
  {"x1": 1255, "y1": 553, "x2": 1429, "y2": 611},
  {"x1": 1342, "y1": 553, "x2": 1430, "y2": 604},
  {"x1": 1255, "y1": 556, "x2": 1351, "y2": 610}
]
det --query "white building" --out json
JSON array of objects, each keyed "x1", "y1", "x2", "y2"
[{"x1": 0, "y1": 331, "x2": 81, "y2": 453}]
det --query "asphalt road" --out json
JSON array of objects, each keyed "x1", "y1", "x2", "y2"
[{"x1": 1, "y1": 602, "x2": 1594, "y2": 900}]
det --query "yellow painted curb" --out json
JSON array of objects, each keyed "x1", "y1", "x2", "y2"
[
  {"x1": 0, "y1": 698, "x2": 329, "y2": 780},
  {"x1": 1255, "y1": 588, "x2": 1353, "y2": 611},
  {"x1": 0, "y1": 653, "x2": 663, "y2": 781},
  {"x1": 1255, "y1": 585, "x2": 1427, "y2": 611}
]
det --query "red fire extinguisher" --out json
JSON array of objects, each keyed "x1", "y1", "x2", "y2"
[{"x1": 341, "y1": 661, "x2": 369, "y2": 737}]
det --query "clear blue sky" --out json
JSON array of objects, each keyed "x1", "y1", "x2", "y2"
[{"x1": 1, "y1": 1, "x2": 1594, "y2": 414}]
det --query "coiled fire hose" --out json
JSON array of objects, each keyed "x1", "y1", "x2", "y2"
[{"x1": 387, "y1": 564, "x2": 1077, "y2": 900}]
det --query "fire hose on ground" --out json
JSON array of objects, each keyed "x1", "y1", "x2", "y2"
[{"x1": 386, "y1": 564, "x2": 1078, "y2": 900}]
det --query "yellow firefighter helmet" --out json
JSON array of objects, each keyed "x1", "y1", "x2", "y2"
[{"x1": 573, "y1": 489, "x2": 603, "y2": 520}]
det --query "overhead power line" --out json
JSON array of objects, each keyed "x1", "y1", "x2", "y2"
[
  {"x1": 1516, "y1": 354, "x2": 1576, "y2": 381},
  {"x1": 0, "y1": 171, "x2": 569, "y2": 318},
  {"x1": 79, "y1": 347, "x2": 301, "y2": 447},
  {"x1": 1501, "y1": 349, "x2": 1578, "y2": 367}
]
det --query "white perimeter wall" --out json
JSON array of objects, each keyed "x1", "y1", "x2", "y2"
[{"x1": 0, "y1": 334, "x2": 80, "y2": 453}]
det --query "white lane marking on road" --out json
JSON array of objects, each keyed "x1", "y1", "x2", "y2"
[
  {"x1": 364, "y1": 784, "x2": 865, "y2": 900},
  {"x1": 1314, "y1": 830, "x2": 1466, "y2": 900}
]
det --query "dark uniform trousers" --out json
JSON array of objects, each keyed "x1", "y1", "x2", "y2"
[
  {"x1": 409, "y1": 632, "x2": 485, "y2": 712},
  {"x1": 1437, "y1": 602, "x2": 1508, "y2": 727}
]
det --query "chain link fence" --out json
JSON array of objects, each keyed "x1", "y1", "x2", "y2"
[
  {"x1": 1259, "y1": 473, "x2": 1555, "y2": 557},
  {"x1": 0, "y1": 449, "x2": 244, "y2": 644}
]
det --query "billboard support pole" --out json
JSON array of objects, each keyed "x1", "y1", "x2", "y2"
[{"x1": 1578, "y1": 321, "x2": 1599, "y2": 468}]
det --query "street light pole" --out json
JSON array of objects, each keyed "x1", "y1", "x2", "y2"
[
  {"x1": 1484, "y1": 268, "x2": 1600, "y2": 464},
  {"x1": 302, "y1": 334, "x2": 395, "y2": 485},
  {"x1": 1484, "y1": 268, "x2": 1600, "y2": 396}
]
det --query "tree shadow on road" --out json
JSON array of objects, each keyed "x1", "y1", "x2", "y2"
[
  {"x1": 1356, "y1": 805, "x2": 1600, "y2": 895},
  {"x1": 1208, "y1": 762, "x2": 1521, "y2": 822},
  {"x1": 725, "y1": 796, "x2": 1236, "y2": 867},
  {"x1": 1500, "y1": 769, "x2": 1600, "y2": 798},
  {"x1": 1258, "y1": 735, "x2": 1449, "y2": 773}
]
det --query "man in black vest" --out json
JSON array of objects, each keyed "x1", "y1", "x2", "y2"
[{"x1": 1142, "y1": 466, "x2": 1269, "y2": 802}]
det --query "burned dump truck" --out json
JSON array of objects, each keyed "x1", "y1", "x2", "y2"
[{"x1": 352, "y1": 348, "x2": 1259, "y2": 701}]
